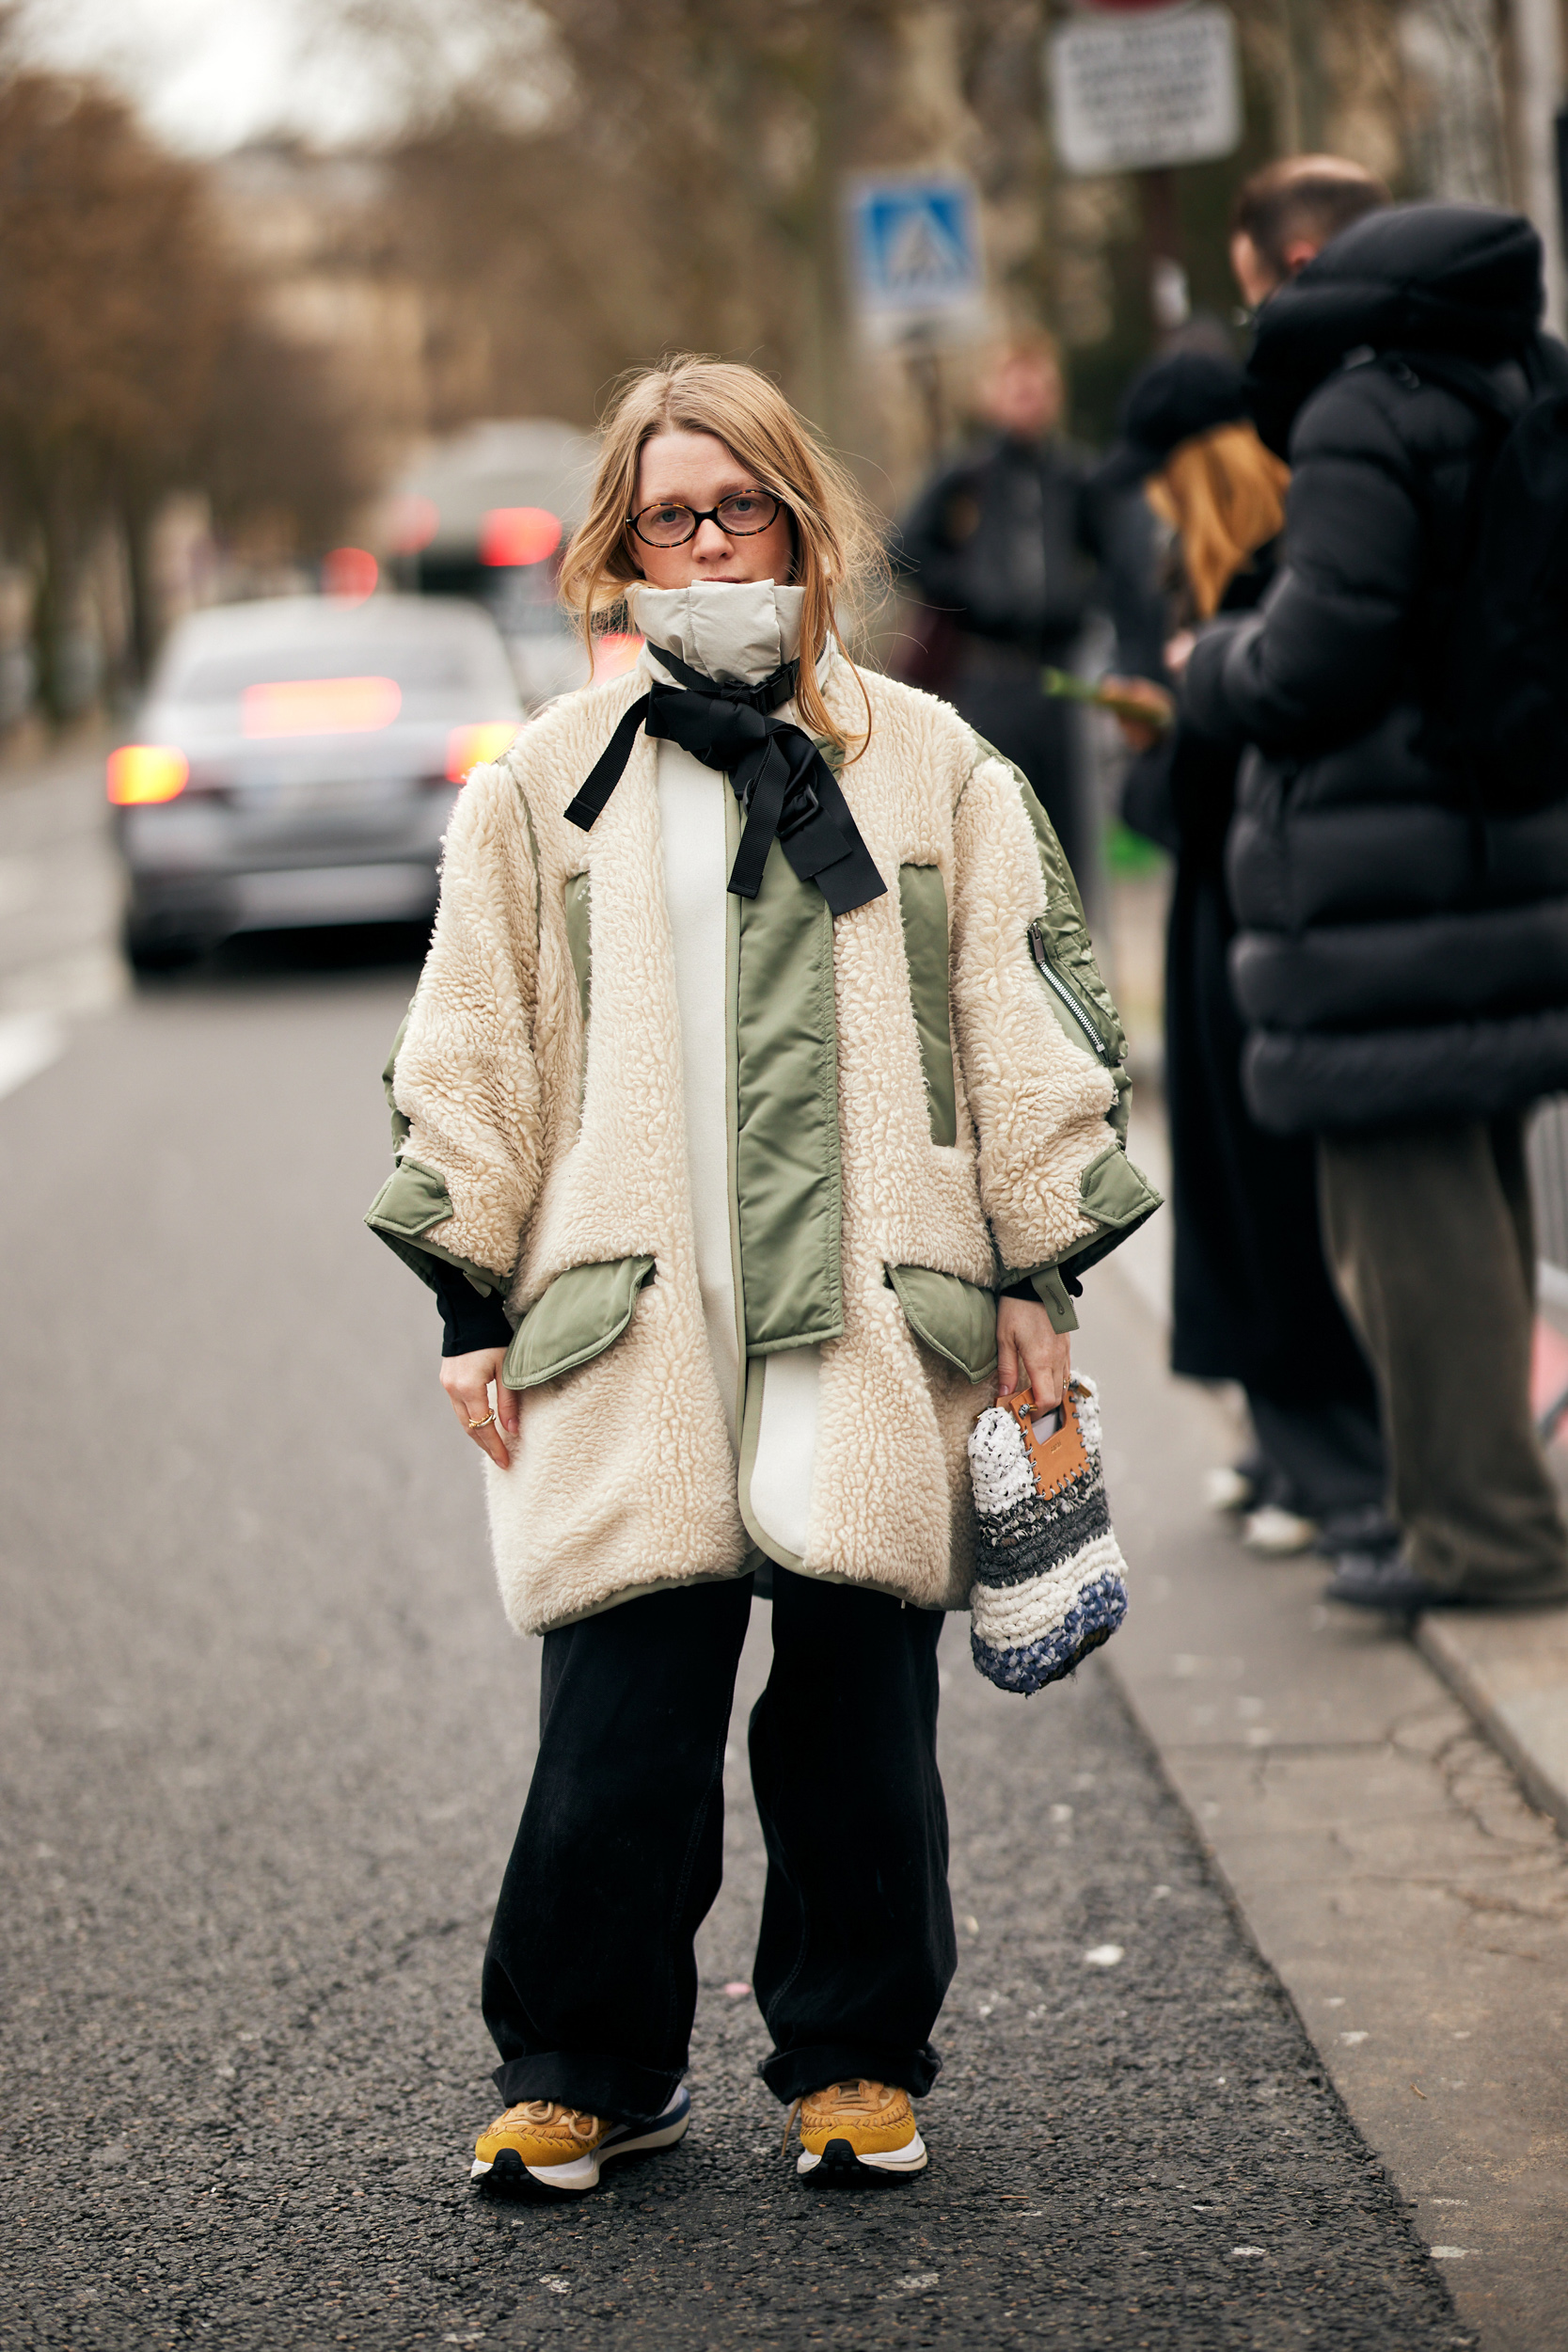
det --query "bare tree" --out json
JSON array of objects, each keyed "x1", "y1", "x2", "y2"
[{"x1": 0, "y1": 53, "x2": 380, "y2": 719}]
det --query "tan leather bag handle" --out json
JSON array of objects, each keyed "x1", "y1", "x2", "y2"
[{"x1": 996, "y1": 1378, "x2": 1088, "y2": 1501}]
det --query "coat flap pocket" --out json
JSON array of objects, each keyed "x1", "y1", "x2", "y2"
[
  {"x1": 1078, "y1": 1143, "x2": 1162, "y2": 1231},
  {"x1": 503, "y1": 1255, "x2": 656, "y2": 1391},
  {"x1": 887, "y1": 1263, "x2": 997, "y2": 1385},
  {"x1": 366, "y1": 1156, "x2": 454, "y2": 1239}
]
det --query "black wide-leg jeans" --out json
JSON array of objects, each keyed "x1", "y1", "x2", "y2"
[{"x1": 481, "y1": 1568, "x2": 957, "y2": 2124}]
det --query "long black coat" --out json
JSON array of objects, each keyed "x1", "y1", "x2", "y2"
[
  {"x1": 896, "y1": 432, "x2": 1166, "y2": 675},
  {"x1": 1125, "y1": 555, "x2": 1377, "y2": 1406},
  {"x1": 1185, "y1": 203, "x2": 1568, "y2": 1136},
  {"x1": 896, "y1": 435, "x2": 1165, "y2": 878}
]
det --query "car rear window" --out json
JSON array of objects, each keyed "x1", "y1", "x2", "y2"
[{"x1": 166, "y1": 638, "x2": 499, "y2": 700}]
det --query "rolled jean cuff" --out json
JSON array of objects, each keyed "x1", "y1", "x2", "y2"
[
  {"x1": 491, "y1": 2050, "x2": 681, "y2": 2127},
  {"x1": 758, "y1": 2039, "x2": 942, "y2": 2105}
]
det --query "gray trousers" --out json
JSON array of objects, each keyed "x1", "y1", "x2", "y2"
[{"x1": 1317, "y1": 1115, "x2": 1568, "y2": 1596}]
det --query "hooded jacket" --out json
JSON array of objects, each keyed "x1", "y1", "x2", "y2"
[
  {"x1": 1183, "y1": 203, "x2": 1568, "y2": 1136},
  {"x1": 367, "y1": 582, "x2": 1157, "y2": 1636}
]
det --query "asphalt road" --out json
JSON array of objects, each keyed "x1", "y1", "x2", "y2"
[{"x1": 0, "y1": 930, "x2": 1469, "y2": 2350}]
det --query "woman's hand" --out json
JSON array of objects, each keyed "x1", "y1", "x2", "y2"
[
  {"x1": 996, "y1": 1295, "x2": 1070, "y2": 1410},
  {"x1": 1100, "y1": 673, "x2": 1175, "y2": 753},
  {"x1": 1163, "y1": 629, "x2": 1196, "y2": 680},
  {"x1": 439, "y1": 1346, "x2": 519, "y2": 1470}
]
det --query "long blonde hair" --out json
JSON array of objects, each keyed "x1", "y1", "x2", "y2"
[
  {"x1": 1145, "y1": 421, "x2": 1291, "y2": 619},
  {"x1": 559, "y1": 356, "x2": 883, "y2": 755}
]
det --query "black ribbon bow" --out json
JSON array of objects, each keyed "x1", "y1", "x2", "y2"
[{"x1": 562, "y1": 642, "x2": 885, "y2": 916}]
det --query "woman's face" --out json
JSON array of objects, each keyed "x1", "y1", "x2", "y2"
[{"x1": 628, "y1": 430, "x2": 795, "y2": 590}]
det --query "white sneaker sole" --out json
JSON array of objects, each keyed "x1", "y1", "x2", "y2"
[
  {"x1": 1242, "y1": 1505, "x2": 1318, "y2": 1555},
  {"x1": 472, "y1": 2099, "x2": 689, "y2": 2192},
  {"x1": 797, "y1": 2129, "x2": 927, "y2": 2178}
]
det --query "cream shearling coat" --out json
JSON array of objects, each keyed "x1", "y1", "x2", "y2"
[{"x1": 382, "y1": 627, "x2": 1145, "y2": 1636}]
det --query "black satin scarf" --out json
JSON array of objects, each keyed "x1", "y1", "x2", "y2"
[{"x1": 562, "y1": 641, "x2": 885, "y2": 916}]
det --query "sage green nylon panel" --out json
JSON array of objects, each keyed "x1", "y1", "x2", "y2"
[
  {"x1": 366, "y1": 1155, "x2": 453, "y2": 1239},
  {"x1": 897, "y1": 865, "x2": 957, "y2": 1147},
  {"x1": 970, "y1": 730, "x2": 1128, "y2": 1068},
  {"x1": 563, "y1": 873, "x2": 592, "y2": 1033},
  {"x1": 502, "y1": 1255, "x2": 655, "y2": 1391},
  {"x1": 887, "y1": 1263, "x2": 997, "y2": 1383},
  {"x1": 1079, "y1": 1140, "x2": 1159, "y2": 1228},
  {"x1": 364, "y1": 1158, "x2": 502, "y2": 1296},
  {"x1": 1030, "y1": 1265, "x2": 1080, "y2": 1334},
  {"x1": 735, "y1": 838, "x2": 844, "y2": 1352}
]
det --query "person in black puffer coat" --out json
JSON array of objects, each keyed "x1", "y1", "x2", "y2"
[
  {"x1": 1105, "y1": 352, "x2": 1388, "y2": 1559},
  {"x1": 1183, "y1": 201, "x2": 1568, "y2": 1612}
]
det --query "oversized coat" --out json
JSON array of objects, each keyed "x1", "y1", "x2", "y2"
[{"x1": 367, "y1": 640, "x2": 1157, "y2": 1636}]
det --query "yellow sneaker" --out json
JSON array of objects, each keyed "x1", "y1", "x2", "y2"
[
  {"x1": 786, "y1": 2078, "x2": 927, "y2": 2180},
  {"x1": 471, "y1": 2085, "x2": 689, "y2": 2193}
]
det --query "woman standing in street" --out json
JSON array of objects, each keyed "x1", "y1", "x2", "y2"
[
  {"x1": 1104, "y1": 353, "x2": 1387, "y2": 1556},
  {"x1": 367, "y1": 357, "x2": 1156, "y2": 2194}
]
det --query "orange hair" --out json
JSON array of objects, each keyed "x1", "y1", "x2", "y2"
[{"x1": 1145, "y1": 421, "x2": 1291, "y2": 619}]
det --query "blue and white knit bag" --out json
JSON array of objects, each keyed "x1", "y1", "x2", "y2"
[{"x1": 967, "y1": 1375, "x2": 1129, "y2": 1694}]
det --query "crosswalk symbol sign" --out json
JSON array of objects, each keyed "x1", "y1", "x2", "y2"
[{"x1": 847, "y1": 175, "x2": 984, "y2": 322}]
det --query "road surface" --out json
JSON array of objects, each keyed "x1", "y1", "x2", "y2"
[{"x1": 0, "y1": 766, "x2": 1465, "y2": 2348}]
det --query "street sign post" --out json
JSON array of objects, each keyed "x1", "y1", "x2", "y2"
[{"x1": 1049, "y1": 3, "x2": 1242, "y2": 177}]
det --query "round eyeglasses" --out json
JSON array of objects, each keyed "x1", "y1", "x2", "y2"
[{"x1": 628, "y1": 490, "x2": 784, "y2": 548}]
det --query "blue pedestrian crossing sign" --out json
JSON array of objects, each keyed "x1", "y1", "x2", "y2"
[{"x1": 847, "y1": 174, "x2": 984, "y2": 326}]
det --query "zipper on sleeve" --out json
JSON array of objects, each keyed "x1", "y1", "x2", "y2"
[{"x1": 1028, "y1": 920, "x2": 1119, "y2": 1066}]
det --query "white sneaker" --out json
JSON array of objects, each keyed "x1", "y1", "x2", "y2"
[{"x1": 1242, "y1": 1503, "x2": 1318, "y2": 1555}]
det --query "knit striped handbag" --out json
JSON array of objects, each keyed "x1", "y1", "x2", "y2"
[{"x1": 967, "y1": 1375, "x2": 1129, "y2": 1694}]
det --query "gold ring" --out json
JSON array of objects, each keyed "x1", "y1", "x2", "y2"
[{"x1": 467, "y1": 1409, "x2": 496, "y2": 1431}]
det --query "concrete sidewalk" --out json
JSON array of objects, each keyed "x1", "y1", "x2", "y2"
[
  {"x1": 1104, "y1": 874, "x2": 1568, "y2": 1857},
  {"x1": 1080, "y1": 1261, "x2": 1568, "y2": 2352}
]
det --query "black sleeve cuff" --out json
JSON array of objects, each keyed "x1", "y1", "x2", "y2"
[{"x1": 432, "y1": 1260, "x2": 514, "y2": 1359}]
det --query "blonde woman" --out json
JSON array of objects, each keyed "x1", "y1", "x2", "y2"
[
  {"x1": 368, "y1": 357, "x2": 1155, "y2": 2195},
  {"x1": 1103, "y1": 351, "x2": 1387, "y2": 1562}
]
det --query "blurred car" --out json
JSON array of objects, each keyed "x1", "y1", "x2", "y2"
[
  {"x1": 111, "y1": 595, "x2": 521, "y2": 970},
  {"x1": 385, "y1": 417, "x2": 598, "y2": 709}
]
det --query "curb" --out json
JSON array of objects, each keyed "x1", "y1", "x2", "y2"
[{"x1": 1414, "y1": 1609, "x2": 1568, "y2": 1837}]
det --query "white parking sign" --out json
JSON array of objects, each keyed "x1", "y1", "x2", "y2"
[
  {"x1": 1050, "y1": 4, "x2": 1242, "y2": 176},
  {"x1": 847, "y1": 174, "x2": 984, "y2": 327}
]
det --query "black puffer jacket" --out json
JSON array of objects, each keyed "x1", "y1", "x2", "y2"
[{"x1": 1184, "y1": 202, "x2": 1568, "y2": 1136}]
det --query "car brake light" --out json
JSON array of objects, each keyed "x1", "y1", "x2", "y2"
[
  {"x1": 480, "y1": 507, "x2": 562, "y2": 567},
  {"x1": 107, "y1": 745, "x2": 189, "y2": 805},
  {"x1": 243, "y1": 676, "x2": 402, "y2": 736},
  {"x1": 446, "y1": 723, "x2": 519, "y2": 783}
]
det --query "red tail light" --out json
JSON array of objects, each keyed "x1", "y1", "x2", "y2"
[
  {"x1": 446, "y1": 723, "x2": 519, "y2": 783},
  {"x1": 480, "y1": 507, "x2": 562, "y2": 567},
  {"x1": 107, "y1": 745, "x2": 189, "y2": 805}
]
